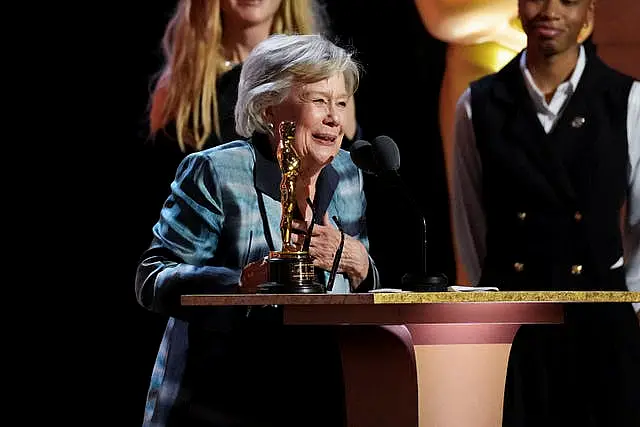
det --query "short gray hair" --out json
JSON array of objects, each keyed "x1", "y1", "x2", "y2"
[{"x1": 235, "y1": 33, "x2": 360, "y2": 138}]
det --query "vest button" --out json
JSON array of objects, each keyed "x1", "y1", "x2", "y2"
[
  {"x1": 514, "y1": 262, "x2": 524, "y2": 272},
  {"x1": 517, "y1": 212, "x2": 527, "y2": 220},
  {"x1": 571, "y1": 264, "x2": 583, "y2": 275},
  {"x1": 574, "y1": 211, "x2": 583, "y2": 222}
]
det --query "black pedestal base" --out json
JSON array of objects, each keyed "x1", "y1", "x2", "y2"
[
  {"x1": 256, "y1": 281, "x2": 326, "y2": 294},
  {"x1": 401, "y1": 272, "x2": 449, "y2": 292}
]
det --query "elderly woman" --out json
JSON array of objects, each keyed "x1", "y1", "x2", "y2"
[{"x1": 135, "y1": 34, "x2": 379, "y2": 427}]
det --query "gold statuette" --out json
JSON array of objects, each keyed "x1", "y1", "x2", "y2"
[
  {"x1": 277, "y1": 121, "x2": 301, "y2": 253},
  {"x1": 257, "y1": 121, "x2": 325, "y2": 294}
]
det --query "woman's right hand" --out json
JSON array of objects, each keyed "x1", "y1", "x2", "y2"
[{"x1": 239, "y1": 258, "x2": 268, "y2": 294}]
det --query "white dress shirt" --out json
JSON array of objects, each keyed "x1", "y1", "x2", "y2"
[{"x1": 451, "y1": 45, "x2": 640, "y2": 311}]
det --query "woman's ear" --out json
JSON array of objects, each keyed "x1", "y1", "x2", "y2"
[
  {"x1": 263, "y1": 107, "x2": 276, "y2": 135},
  {"x1": 264, "y1": 106, "x2": 274, "y2": 121}
]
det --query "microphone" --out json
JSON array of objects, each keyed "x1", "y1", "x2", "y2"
[
  {"x1": 350, "y1": 136, "x2": 448, "y2": 292},
  {"x1": 349, "y1": 139, "x2": 377, "y2": 175},
  {"x1": 370, "y1": 135, "x2": 401, "y2": 172},
  {"x1": 350, "y1": 137, "x2": 400, "y2": 177}
]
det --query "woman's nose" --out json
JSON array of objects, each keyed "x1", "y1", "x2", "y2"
[{"x1": 324, "y1": 104, "x2": 341, "y2": 127}]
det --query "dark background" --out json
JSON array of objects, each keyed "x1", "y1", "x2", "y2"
[{"x1": 86, "y1": 0, "x2": 453, "y2": 424}]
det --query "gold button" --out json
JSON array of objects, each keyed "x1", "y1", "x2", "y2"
[
  {"x1": 574, "y1": 211, "x2": 582, "y2": 221},
  {"x1": 571, "y1": 265, "x2": 583, "y2": 275},
  {"x1": 514, "y1": 262, "x2": 524, "y2": 272},
  {"x1": 517, "y1": 212, "x2": 527, "y2": 220}
]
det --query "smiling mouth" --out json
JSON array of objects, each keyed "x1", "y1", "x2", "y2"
[
  {"x1": 532, "y1": 25, "x2": 563, "y2": 38},
  {"x1": 312, "y1": 133, "x2": 338, "y2": 144}
]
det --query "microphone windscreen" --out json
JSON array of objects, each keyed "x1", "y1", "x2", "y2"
[
  {"x1": 371, "y1": 135, "x2": 400, "y2": 171},
  {"x1": 349, "y1": 139, "x2": 376, "y2": 174}
]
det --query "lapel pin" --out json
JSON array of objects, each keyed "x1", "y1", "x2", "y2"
[{"x1": 571, "y1": 116, "x2": 586, "y2": 128}]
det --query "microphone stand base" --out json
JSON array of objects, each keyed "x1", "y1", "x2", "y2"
[{"x1": 401, "y1": 273, "x2": 449, "y2": 292}]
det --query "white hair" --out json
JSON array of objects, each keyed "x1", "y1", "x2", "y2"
[{"x1": 235, "y1": 33, "x2": 360, "y2": 138}]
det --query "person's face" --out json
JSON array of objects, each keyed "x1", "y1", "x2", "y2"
[
  {"x1": 221, "y1": 0, "x2": 283, "y2": 27},
  {"x1": 518, "y1": 0, "x2": 594, "y2": 56},
  {"x1": 267, "y1": 73, "x2": 349, "y2": 173}
]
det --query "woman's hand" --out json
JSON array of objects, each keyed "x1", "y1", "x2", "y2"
[
  {"x1": 292, "y1": 214, "x2": 369, "y2": 290},
  {"x1": 239, "y1": 258, "x2": 268, "y2": 294}
]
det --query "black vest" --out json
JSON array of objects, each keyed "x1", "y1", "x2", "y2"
[{"x1": 470, "y1": 50, "x2": 633, "y2": 291}]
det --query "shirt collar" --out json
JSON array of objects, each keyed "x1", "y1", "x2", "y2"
[{"x1": 519, "y1": 45, "x2": 586, "y2": 112}]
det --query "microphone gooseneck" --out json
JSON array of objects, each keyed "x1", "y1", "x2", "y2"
[{"x1": 350, "y1": 136, "x2": 448, "y2": 292}]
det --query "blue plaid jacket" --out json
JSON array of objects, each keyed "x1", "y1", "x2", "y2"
[{"x1": 135, "y1": 135, "x2": 379, "y2": 427}]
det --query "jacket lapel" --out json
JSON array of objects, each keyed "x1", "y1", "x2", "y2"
[
  {"x1": 547, "y1": 53, "x2": 608, "y2": 205},
  {"x1": 253, "y1": 134, "x2": 282, "y2": 252},
  {"x1": 311, "y1": 164, "x2": 339, "y2": 224},
  {"x1": 493, "y1": 56, "x2": 577, "y2": 207}
]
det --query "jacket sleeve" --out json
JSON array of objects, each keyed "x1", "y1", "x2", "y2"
[
  {"x1": 624, "y1": 81, "x2": 640, "y2": 313},
  {"x1": 451, "y1": 87, "x2": 486, "y2": 284},
  {"x1": 135, "y1": 152, "x2": 243, "y2": 322}
]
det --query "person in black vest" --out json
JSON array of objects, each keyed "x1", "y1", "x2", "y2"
[{"x1": 451, "y1": 0, "x2": 639, "y2": 426}]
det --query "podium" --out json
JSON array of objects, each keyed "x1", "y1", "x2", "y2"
[{"x1": 181, "y1": 291, "x2": 639, "y2": 427}]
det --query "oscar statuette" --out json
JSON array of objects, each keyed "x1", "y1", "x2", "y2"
[{"x1": 257, "y1": 121, "x2": 326, "y2": 294}]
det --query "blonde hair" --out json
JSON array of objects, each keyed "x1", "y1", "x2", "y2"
[
  {"x1": 149, "y1": 0, "x2": 322, "y2": 152},
  {"x1": 236, "y1": 34, "x2": 360, "y2": 137}
]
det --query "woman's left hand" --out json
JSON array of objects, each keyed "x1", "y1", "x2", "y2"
[{"x1": 292, "y1": 214, "x2": 369, "y2": 289}]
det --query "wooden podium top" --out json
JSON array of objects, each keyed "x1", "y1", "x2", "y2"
[
  {"x1": 181, "y1": 290, "x2": 640, "y2": 307},
  {"x1": 180, "y1": 291, "x2": 639, "y2": 326}
]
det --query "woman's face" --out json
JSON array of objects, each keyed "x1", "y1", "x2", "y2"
[
  {"x1": 268, "y1": 73, "x2": 349, "y2": 173},
  {"x1": 221, "y1": 0, "x2": 283, "y2": 27}
]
